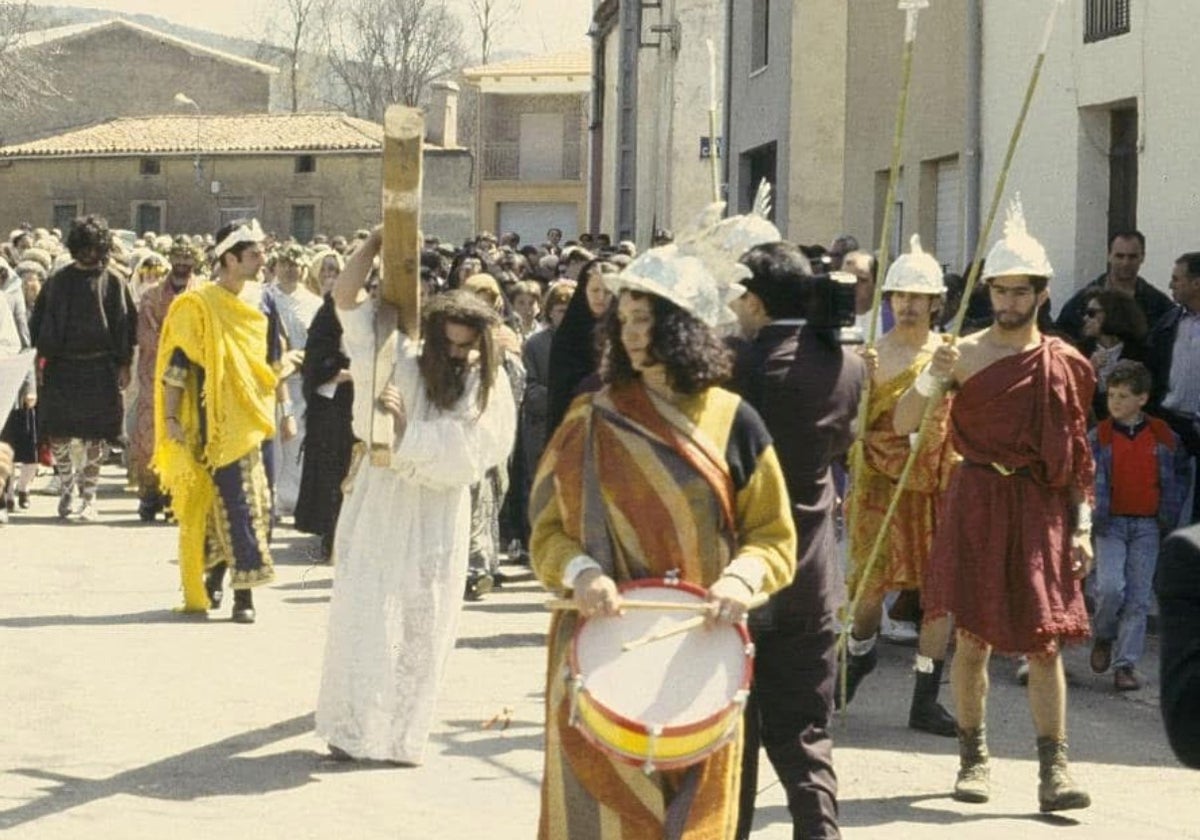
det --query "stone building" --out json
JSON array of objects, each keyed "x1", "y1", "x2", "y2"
[
  {"x1": 0, "y1": 111, "x2": 474, "y2": 243},
  {"x1": 461, "y1": 49, "x2": 590, "y2": 246},
  {"x1": 3, "y1": 18, "x2": 275, "y2": 146}
]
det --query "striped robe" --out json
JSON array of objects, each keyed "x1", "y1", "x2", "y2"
[{"x1": 530, "y1": 381, "x2": 796, "y2": 840}]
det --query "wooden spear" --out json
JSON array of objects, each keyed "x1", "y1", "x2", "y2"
[
  {"x1": 840, "y1": 0, "x2": 926, "y2": 707},
  {"x1": 837, "y1": 0, "x2": 1067, "y2": 703}
]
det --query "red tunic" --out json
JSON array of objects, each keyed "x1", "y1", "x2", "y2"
[{"x1": 924, "y1": 336, "x2": 1096, "y2": 655}]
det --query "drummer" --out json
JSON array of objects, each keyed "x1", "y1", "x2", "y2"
[{"x1": 530, "y1": 204, "x2": 798, "y2": 839}]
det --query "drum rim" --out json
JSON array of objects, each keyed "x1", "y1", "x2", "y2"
[{"x1": 567, "y1": 576, "x2": 754, "y2": 770}]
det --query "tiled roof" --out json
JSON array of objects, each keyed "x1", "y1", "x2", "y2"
[
  {"x1": 0, "y1": 113, "x2": 386, "y2": 158},
  {"x1": 15, "y1": 18, "x2": 279, "y2": 74},
  {"x1": 462, "y1": 48, "x2": 591, "y2": 79}
]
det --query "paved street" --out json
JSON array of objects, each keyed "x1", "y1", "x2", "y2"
[{"x1": 1, "y1": 466, "x2": 1196, "y2": 839}]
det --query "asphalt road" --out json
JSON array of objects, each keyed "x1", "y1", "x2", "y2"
[{"x1": 0, "y1": 466, "x2": 1196, "y2": 839}]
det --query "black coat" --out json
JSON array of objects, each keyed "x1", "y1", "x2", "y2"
[
  {"x1": 730, "y1": 323, "x2": 866, "y2": 630},
  {"x1": 1156, "y1": 523, "x2": 1200, "y2": 769},
  {"x1": 293, "y1": 295, "x2": 356, "y2": 538}
]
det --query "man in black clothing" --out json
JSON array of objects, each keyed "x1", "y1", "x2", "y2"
[
  {"x1": 729, "y1": 241, "x2": 865, "y2": 840},
  {"x1": 1156, "y1": 522, "x2": 1200, "y2": 769},
  {"x1": 1055, "y1": 230, "x2": 1174, "y2": 346},
  {"x1": 29, "y1": 215, "x2": 136, "y2": 522}
]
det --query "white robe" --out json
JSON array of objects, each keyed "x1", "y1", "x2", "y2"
[
  {"x1": 272, "y1": 283, "x2": 323, "y2": 514},
  {"x1": 315, "y1": 301, "x2": 516, "y2": 763}
]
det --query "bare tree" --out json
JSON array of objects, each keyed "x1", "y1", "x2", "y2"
[
  {"x1": 0, "y1": 1, "x2": 61, "y2": 121},
  {"x1": 465, "y1": 0, "x2": 519, "y2": 65},
  {"x1": 280, "y1": 0, "x2": 331, "y2": 112},
  {"x1": 324, "y1": 0, "x2": 465, "y2": 121}
]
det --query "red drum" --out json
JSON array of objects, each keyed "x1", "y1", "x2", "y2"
[{"x1": 568, "y1": 578, "x2": 755, "y2": 772}]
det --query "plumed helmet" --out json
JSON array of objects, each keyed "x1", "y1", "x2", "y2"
[
  {"x1": 983, "y1": 194, "x2": 1053, "y2": 280},
  {"x1": 882, "y1": 234, "x2": 945, "y2": 295},
  {"x1": 604, "y1": 180, "x2": 780, "y2": 328}
]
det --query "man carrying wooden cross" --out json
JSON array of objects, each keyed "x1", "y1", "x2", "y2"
[{"x1": 315, "y1": 108, "x2": 516, "y2": 764}]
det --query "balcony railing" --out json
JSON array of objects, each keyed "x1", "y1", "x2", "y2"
[
  {"x1": 1085, "y1": 0, "x2": 1130, "y2": 43},
  {"x1": 481, "y1": 140, "x2": 583, "y2": 181}
]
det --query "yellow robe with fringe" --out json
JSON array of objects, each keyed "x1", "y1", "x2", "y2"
[{"x1": 152, "y1": 283, "x2": 277, "y2": 611}]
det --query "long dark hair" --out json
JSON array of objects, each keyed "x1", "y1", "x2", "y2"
[
  {"x1": 603, "y1": 291, "x2": 732, "y2": 395},
  {"x1": 546, "y1": 259, "x2": 618, "y2": 433},
  {"x1": 419, "y1": 290, "x2": 500, "y2": 412}
]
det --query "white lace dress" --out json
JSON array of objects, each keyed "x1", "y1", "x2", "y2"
[{"x1": 314, "y1": 300, "x2": 515, "y2": 763}]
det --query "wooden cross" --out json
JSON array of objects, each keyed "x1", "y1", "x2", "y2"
[{"x1": 368, "y1": 105, "x2": 424, "y2": 465}]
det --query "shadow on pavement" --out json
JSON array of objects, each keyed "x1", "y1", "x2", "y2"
[
  {"x1": 282, "y1": 595, "x2": 330, "y2": 605},
  {"x1": 429, "y1": 719, "x2": 543, "y2": 788},
  {"x1": 754, "y1": 795, "x2": 1082, "y2": 832},
  {"x1": 455, "y1": 632, "x2": 546, "y2": 650},
  {"x1": 0, "y1": 714, "x2": 318, "y2": 831},
  {"x1": 272, "y1": 577, "x2": 333, "y2": 592},
  {"x1": 0, "y1": 609, "x2": 200, "y2": 628},
  {"x1": 464, "y1": 600, "x2": 549, "y2": 615}
]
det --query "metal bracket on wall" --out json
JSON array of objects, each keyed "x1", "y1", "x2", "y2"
[{"x1": 641, "y1": 21, "x2": 680, "y2": 53}]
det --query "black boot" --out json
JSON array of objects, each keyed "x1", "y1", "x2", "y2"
[
  {"x1": 232, "y1": 588, "x2": 256, "y2": 624},
  {"x1": 205, "y1": 562, "x2": 227, "y2": 610},
  {"x1": 137, "y1": 492, "x2": 162, "y2": 522},
  {"x1": 908, "y1": 659, "x2": 958, "y2": 737},
  {"x1": 836, "y1": 641, "x2": 877, "y2": 709}
]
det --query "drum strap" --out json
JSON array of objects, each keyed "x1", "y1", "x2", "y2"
[
  {"x1": 663, "y1": 765, "x2": 703, "y2": 840},
  {"x1": 582, "y1": 411, "x2": 619, "y2": 578}
]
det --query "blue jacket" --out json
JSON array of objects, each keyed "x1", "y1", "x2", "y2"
[{"x1": 1089, "y1": 415, "x2": 1192, "y2": 534}]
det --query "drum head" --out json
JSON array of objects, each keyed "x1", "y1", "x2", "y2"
[{"x1": 573, "y1": 583, "x2": 749, "y2": 729}]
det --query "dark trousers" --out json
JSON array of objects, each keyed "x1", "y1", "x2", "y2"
[{"x1": 737, "y1": 621, "x2": 840, "y2": 840}]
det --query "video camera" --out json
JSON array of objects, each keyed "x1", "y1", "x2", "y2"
[{"x1": 796, "y1": 271, "x2": 863, "y2": 344}]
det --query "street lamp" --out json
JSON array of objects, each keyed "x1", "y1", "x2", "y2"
[{"x1": 174, "y1": 92, "x2": 204, "y2": 185}]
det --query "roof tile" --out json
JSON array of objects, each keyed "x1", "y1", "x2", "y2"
[{"x1": 0, "y1": 112, "x2": 386, "y2": 158}]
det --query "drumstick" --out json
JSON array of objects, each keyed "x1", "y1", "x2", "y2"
[
  {"x1": 543, "y1": 599, "x2": 714, "y2": 614},
  {"x1": 622, "y1": 616, "x2": 707, "y2": 651},
  {"x1": 621, "y1": 592, "x2": 769, "y2": 652}
]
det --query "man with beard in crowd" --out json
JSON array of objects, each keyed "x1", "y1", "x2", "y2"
[
  {"x1": 131, "y1": 238, "x2": 201, "y2": 521},
  {"x1": 316, "y1": 227, "x2": 514, "y2": 765},
  {"x1": 29, "y1": 215, "x2": 136, "y2": 522},
  {"x1": 896, "y1": 200, "x2": 1094, "y2": 812}
]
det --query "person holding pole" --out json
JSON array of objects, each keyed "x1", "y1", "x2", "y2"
[
  {"x1": 894, "y1": 199, "x2": 1094, "y2": 812},
  {"x1": 840, "y1": 235, "x2": 958, "y2": 737}
]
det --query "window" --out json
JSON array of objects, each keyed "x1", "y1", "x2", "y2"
[
  {"x1": 291, "y1": 204, "x2": 316, "y2": 244},
  {"x1": 132, "y1": 201, "x2": 165, "y2": 235},
  {"x1": 1108, "y1": 107, "x2": 1138, "y2": 238},
  {"x1": 52, "y1": 202, "x2": 79, "y2": 233},
  {"x1": 139, "y1": 157, "x2": 161, "y2": 176},
  {"x1": 750, "y1": 0, "x2": 770, "y2": 72},
  {"x1": 1085, "y1": 0, "x2": 1130, "y2": 43},
  {"x1": 295, "y1": 155, "x2": 316, "y2": 174},
  {"x1": 739, "y1": 142, "x2": 777, "y2": 217}
]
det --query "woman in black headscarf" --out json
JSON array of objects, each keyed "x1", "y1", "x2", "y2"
[{"x1": 546, "y1": 258, "x2": 618, "y2": 436}]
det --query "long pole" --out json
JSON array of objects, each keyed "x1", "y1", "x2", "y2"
[
  {"x1": 838, "y1": 0, "x2": 1066, "y2": 700},
  {"x1": 705, "y1": 38, "x2": 721, "y2": 203},
  {"x1": 839, "y1": 0, "x2": 924, "y2": 707}
]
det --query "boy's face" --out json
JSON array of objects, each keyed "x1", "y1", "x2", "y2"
[{"x1": 1107, "y1": 384, "x2": 1149, "y2": 423}]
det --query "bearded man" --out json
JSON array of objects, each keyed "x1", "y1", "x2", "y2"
[
  {"x1": 316, "y1": 228, "x2": 515, "y2": 765},
  {"x1": 895, "y1": 200, "x2": 1095, "y2": 812},
  {"x1": 131, "y1": 239, "x2": 201, "y2": 520}
]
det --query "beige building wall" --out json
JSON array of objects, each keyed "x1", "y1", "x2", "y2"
[
  {"x1": 843, "y1": 1, "x2": 967, "y2": 267},
  {"x1": 477, "y1": 182, "x2": 587, "y2": 238},
  {"x1": 2, "y1": 26, "x2": 272, "y2": 145},
  {"x1": 0, "y1": 150, "x2": 473, "y2": 242},
  {"x1": 787, "y1": 0, "x2": 848, "y2": 245},
  {"x1": 596, "y1": 30, "x2": 621, "y2": 238},
  {"x1": 627, "y1": 0, "x2": 726, "y2": 244}
]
